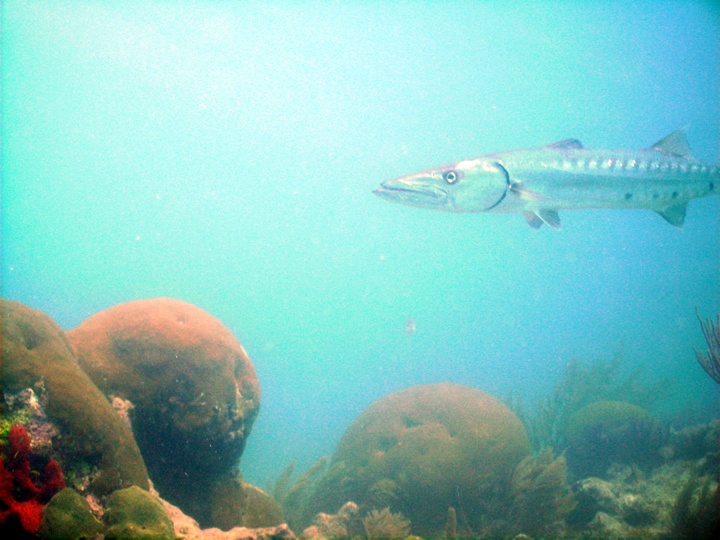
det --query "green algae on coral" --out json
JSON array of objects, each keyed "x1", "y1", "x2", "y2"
[
  {"x1": 104, "y1": 486, "x2": 174, "y2": 540},
  {"x1": 38, "y1": 488, "x2": 104, "y2": 540},
  {"x1": 1, "y1": 300, "x2": 149, "y2": 496}
]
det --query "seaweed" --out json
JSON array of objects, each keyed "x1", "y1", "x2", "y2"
[
  {"x1": 669, "y1": 474, "x2": 720, "y2": 539},
  {"x1": 694, "y1": 310, "x2": 720, "y2": 384},
  {"x1": 280, "y1": 456, "x2": 327, "y2": 531},
  {"x1": 272, "y1": 461, "x2": 296, "y2": 505},
  {"x1": 513, "y1": 353, "x2": 672, "y2": 451},
  {"x1": 444, "y1": 506, "x2": 457, "y2": 540},
  {"x1": 507, "y1": 447, "x2": 576, "y2": 536},
  {"x1": 362, "y1": 507, "x2": 411, "y2": 540}
]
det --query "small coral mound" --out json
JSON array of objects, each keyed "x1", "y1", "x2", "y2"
[
  {"x1": 104, "y1": 485, "x2": 175, "y2": 540},
  {"x1": 0, "y1": 425, "x2": 65, "y2": 535},
  {"x1": 38, "y1": 487, "x2": 104, "y2": 540},
  {"x1": 565, "y1": 400, "x2": 661, "y2": 479},
  {"x1": 309, "y1": 383, "x2": 531, "y2": 536}
]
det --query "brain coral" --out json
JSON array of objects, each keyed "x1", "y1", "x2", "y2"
[
  {"x1": 310, "y1": 382, "x2": 531, "y2": 535},
  {"x1": 66, "y1": 298, "x2": 260, "y2": 525},
  {"x1": 1, "y1": 300, "x2": 149, "y2": 496},
  {"x1": 565, "y1": 400, "x2": 661, "y2": 479}
]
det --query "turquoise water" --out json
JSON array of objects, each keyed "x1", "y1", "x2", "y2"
[{"x1": 2, "y1": 1, "x2": 718, "y2": 487}]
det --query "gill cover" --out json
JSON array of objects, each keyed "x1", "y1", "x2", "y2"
[{"x1": 444, "y1": 159, "x2": 510, "y2": 212}]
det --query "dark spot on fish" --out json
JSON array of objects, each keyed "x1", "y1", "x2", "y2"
[
  {"x1": 652, "y1": 193, "x2": 659, "y2": 199},
  {"x1": 710, "y1": 182, "x2": 715, "y2": 191},
  {"x1": 672, "y1": 191, "x2": 678, "y2": 199},
  {"x1": 624, "y1": 193, "x2": 632, "y2": 200}
]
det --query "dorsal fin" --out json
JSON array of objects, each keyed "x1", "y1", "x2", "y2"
[
  {"x1": 649, "y1": 127, "x2": 693, "y2": 158},
  {"x1": 546, "y1": 139, "x2": 584, "y2": 150}
]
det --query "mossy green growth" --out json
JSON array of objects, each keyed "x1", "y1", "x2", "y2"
[
  {"x1": 1, "y1": 300, "x2": 150, "y2": 495},
  {"x1": 0, "y1": 408, "x2": 31, "y2": 444},
  {"x1": 565, "y1": 400, "x2": 660, "y2": 479},
  {"x1": 104, "y1": 486, "x2": 175, "y2": 540},
  {"x1": 38, "y1": 488, "x2": 105, "y2": 540}
]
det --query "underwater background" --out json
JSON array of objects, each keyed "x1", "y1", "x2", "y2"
[{"x1": 2, "y1": 0, "x2": 719, "y2": 494}]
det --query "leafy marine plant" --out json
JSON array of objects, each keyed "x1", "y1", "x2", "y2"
[
  {"x1": 513, "y1": 353, "x2": 671, "y2": 452},
  {"x1": 669, "y1": 474, "x2": 720, "y2": 539},
  {"x1": 362, "y1": 507, "x2": 411, "y2": 540},
  {"x1": 694, "y1": 311, "x2": 720, "y2": 385},
  {"x1": 277, "y1": 456, "x2": 327, "y2": 532},
  {"x1": 506, "y1": 448, "x2": 576, "y2": 536}
]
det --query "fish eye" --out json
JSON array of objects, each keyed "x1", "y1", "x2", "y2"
[{"x1": 443, "y1": 170, "x2": 459, "y2": 184}]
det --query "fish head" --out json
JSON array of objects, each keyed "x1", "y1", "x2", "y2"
[{"x1": 373, "y1": 158, "x2": 509, "y2": 212}]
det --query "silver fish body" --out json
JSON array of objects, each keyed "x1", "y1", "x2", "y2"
[{"x1": 373, "y1": 129, "x2": 719, "y2": 229}]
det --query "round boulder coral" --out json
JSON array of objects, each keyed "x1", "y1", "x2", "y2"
[
  {"x1": 66, "y1": 298, "x2": 261, "y2": 526},
  {"x1": 1, "y1": 300, "x2": 149, "y2": 496},
  {"x1": 565, "y1": 400, "x2": 661, "y2": 479},
  {"x1": 310, "y1": 383, "x2": 531, "y2": 535}
]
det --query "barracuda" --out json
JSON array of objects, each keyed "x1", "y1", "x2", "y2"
[{"x1": 373, "y1": 129, "x2": 719, "y2": 229}]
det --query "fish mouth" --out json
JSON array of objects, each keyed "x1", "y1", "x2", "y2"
[{"x1": 373, "y1": 178, "x2": 449, "y2": 208}]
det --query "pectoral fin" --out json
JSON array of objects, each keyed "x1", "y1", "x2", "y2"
[
  {"x1": 523, "y1": 212, "x2": 544, "y2": 229},
  {"x1": 655, "y1": 203, "x2": 687, "y2": 227},
  {"x1": 510, "y1": 182, "x2": 544, "y2": 203},
  {"x1": 523, "y1": 210, "x2": 562, "y2": 230}
]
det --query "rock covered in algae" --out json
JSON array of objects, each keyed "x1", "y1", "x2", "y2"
[
  {"x1": 66, "y1": 298, "x2": 261, "y2": 526},
  {"x1": 310, "y1": 382, "x2": 531, "y2": 535},
  {"x1": 0, "y1": 300, "x2": 149, "y2": 495},
  {"x1": 208, "y1": 477, "x2": 284, "y2": 531},
  {"x1": 38, "y1": 487, "x2": 104, "y2": 540},
  {"x1": 104, "y1": 486, "x2": 175, "y2": 540}
]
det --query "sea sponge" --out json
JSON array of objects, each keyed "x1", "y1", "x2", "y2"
[{"x1": 310, "y1": 383, "x2": 531, "y2": 536}]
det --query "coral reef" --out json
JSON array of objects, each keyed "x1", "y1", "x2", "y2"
[
  {"x1": 66, "y1": 298, "x2": 261, "y2": 527},
  {"x1": 0, "y1": 425, "x2": 65, "y2": 535},
  {"x1": 157, "y1": 488, "x2": 295, "y2": 540},
  {"x1": 1, "y1": 299, "x2": 149, "y2": 495},
  {"x1": 308, "y1": 383, "x2": 531, "y2": 536},
  {"x1": 694, "y1": 310, "x2": 720, "y2": 384},
  {"x1": 565, "y1": 400, "x2": 661, "y2": 479},
  {"x1": 567, "y1": 440, "x2": 719, "y2": 538},
  {"x1": 362, "y1": 507, "x2": 411, "y2": 540}
]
